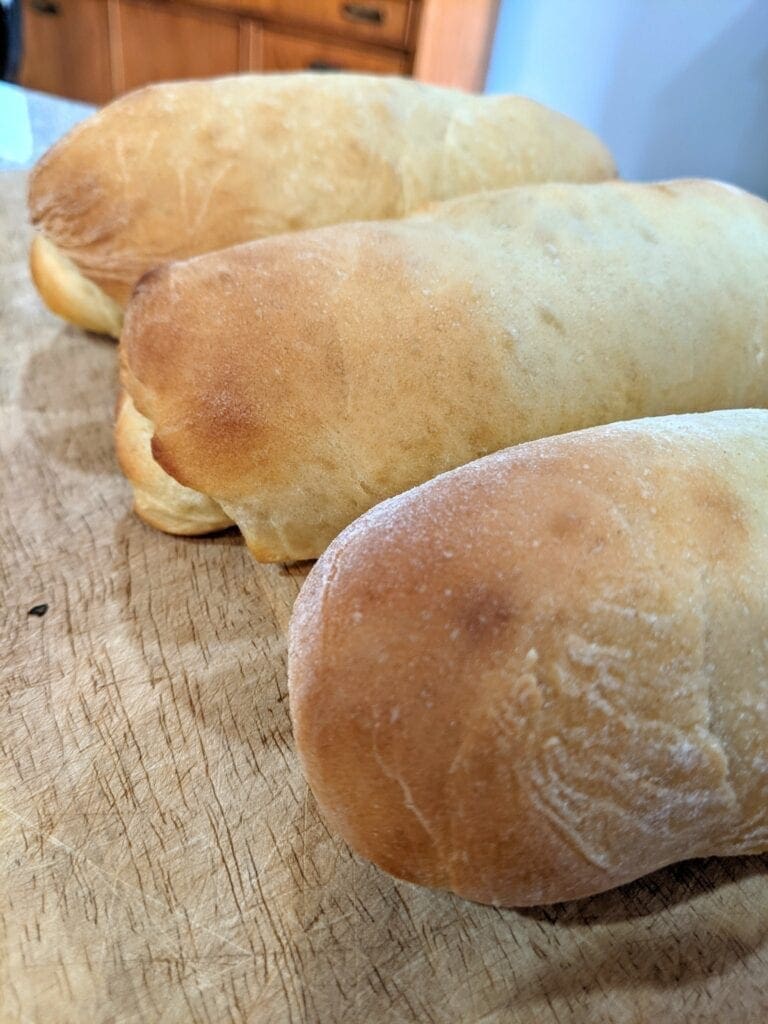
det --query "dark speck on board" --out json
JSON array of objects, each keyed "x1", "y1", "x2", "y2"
[
  {"x1": 538, "y1": 306, "x2": 565, "y2": 335},
  {"x1": 28, "y1": 604, "x2": 48, "y2": 617}
]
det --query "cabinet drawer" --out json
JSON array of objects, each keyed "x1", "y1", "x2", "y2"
[
  {"x1": 19, "y1": 0, "x2": 112, "y2": 104},
  {"x1": 114, "y1": 0, "x2": 243, "y2": 93},
  {"x1": 261, "y1": 27, "x2": 408, "y2": 75},
  {"x1": 194, "y1": 0, "x2": 415, "y2": 50}
]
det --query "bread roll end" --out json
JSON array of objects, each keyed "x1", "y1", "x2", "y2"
[
  {"x1": 116, "y1": 391, "x2": 234, "y2": 536},
  {"x1": 288, "y1": 411, "x2": 768, "y2": 906},
  {"x1": 29, "y1": 234, "x2": 124, "y2": 338}
]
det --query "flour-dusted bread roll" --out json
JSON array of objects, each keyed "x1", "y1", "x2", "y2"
[
  {"x1": 27, "y1": 73, "x2": 616, "y2": 336},
  {"x1": 119, "y1": 179, "x2": 768, "y2": 563},
  {"x1": 288, "y1": 409, "x2": 768, "y2": 907}
]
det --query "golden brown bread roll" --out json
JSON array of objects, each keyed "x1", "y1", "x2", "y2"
[
  {"x1": 119, "y1": 179, "x2": 768, "y2": 563},
  {"x1": 115, "y1": 392, "x2": 233, "y2": 535},
  {"x1": 288, "y1": 409, "x2": 768, "y2": 907},
  {"x1": 27, "y1": 72, "x2": 616, "y2": 336}
]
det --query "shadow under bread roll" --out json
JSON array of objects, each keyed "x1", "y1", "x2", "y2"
[
  {"x1": 118, "y1": 179, "x2": 768, "y2": 563},
  {"x1": 27, "y1": 72, "x2": 616, "y2": 337},
  {"x1": 288, "y1": 409, "x2": 768, "y2": 907}
]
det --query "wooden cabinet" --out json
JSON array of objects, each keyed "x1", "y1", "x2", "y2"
[
  {"x1": 193, "y1": 0, "x2": 417, "y2": 49},
  {"x1": 112, "y1": 0, "x2": 246, "y2": 93},
  {"x1": 19, "y1": 0, "x2": 112, "y2": 104},
  {"x1": 261, "y1": 26, "x2": 407, "y2": 75},
  {"x1": 19, "y1": 0, "x2": 498, "y2": 103}
]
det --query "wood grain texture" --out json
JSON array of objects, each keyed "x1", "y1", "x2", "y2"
[{"x1": 1, "y1": 171, "x2": 768, "y2": 1023}]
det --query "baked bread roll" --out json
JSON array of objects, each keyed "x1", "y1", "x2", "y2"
[
  {"x1": 288, "y1": 409, "x2": 768, "y2": 906},
  {"x1": 115, "y1": 392, "x2": 233, "y2": 535},
  {"x1": 27, "y1": 73, "x2": 616, "y2": 336},
  {"x1": 119, "y1": 179, "x2": 768, "y2": 563}
]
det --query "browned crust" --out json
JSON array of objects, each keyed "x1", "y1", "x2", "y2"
[
  {"x1": 115, "y1": 390, "x2": 233, "y2": 536},
  {"x1": 120, "y1": 179, "x2": 768, "y2": 563},
  {"x1": 27, "y1": 73, "x2": 617, "y2": 326},
  {"x1": 288, "y1": 410, "x2": 768, "y2": 906}
]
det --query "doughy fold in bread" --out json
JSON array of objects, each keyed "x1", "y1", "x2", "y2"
[
  {"x1": 27, "y1": 73, "x2": 616, "y2": 336},
  {"x1": 288, "y1": 409, "x2": 768, "y2": 906},
  {"x1": 119, "y1": 179, "x2": 768, "y2": 563}
]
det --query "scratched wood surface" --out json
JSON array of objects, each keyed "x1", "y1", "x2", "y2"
[{"x1": 2, "y1": 170, "x2": 768, "y2": 1024}]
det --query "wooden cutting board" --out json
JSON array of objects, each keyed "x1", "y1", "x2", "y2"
[{"x1": 2, "y1": 170, "x2": 767, "y2": 1024}]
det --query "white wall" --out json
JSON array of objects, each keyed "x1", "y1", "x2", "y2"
[{"x1": 486, "y1": 0, "x2": 768, "y2": 196}]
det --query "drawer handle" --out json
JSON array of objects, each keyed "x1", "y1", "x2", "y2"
[
  {"x1": 341, "y1": 3, "x2": 384, "y2": 26},
  {"x1": 309, "y1": 60, "x2": 343, "y2": 72},
  {"x1": 30, "y1": 0, "x2": 60, "y2": 13}
]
